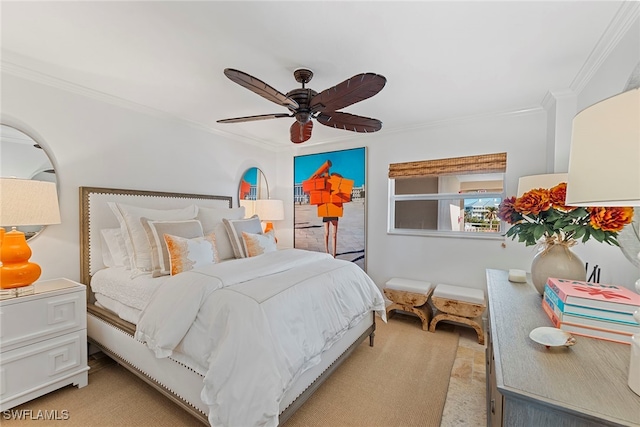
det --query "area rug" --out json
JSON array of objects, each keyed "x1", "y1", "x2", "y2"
[
  {"x1": 283, "y1": 314, "x2": 460, "y2": 427},
  {"x1": 2, "y1": 314, "x2": 459, "y2": 426}
]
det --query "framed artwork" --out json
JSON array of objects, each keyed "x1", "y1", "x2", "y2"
[{"x1": 294, "y1": 147, "x2": 366, "y2": 270}]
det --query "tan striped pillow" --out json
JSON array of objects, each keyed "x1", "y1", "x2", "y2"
[
  {"x1": 141, "y1": 218, "x2": 204, "y2": 277},
  {"x1": 222, "y1": 215, "x2": 262, "y2": 258}
]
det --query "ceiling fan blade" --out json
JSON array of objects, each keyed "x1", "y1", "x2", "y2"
[
  {"x1": 290, "y1": 121, "x2": 313, "y2": 144},
  {"x1": 217, "y1": 113, "x2": 291, "y2": 124},
  {"x1": 310, "y1": 73, "x2": 386, "y2": 113},
  {"x1": 224, "y1": 69, "x2": 298, "y2": 109},
  {"x1": 316, "y1": 112, "x2": 382, "y2": 133}
]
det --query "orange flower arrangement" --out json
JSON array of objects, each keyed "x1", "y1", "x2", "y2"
[{"x1": 498, "y1": 182, "x2": 634, "y2": 247}]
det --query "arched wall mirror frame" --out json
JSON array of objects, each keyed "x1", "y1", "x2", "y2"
[
  {"x1": 1, "y1": 123, "x2": 58, "y2": 240},
  {"x1": 238, "y1": 167, "x2": 269, "y2": 204}
]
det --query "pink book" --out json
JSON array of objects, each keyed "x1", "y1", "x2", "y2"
[
  {"x1": 542, "y1": 299, "x2": 631, "y2": 345},
  {"x1": 546, "y1": 278, "x2": 640, "y2": 314}
]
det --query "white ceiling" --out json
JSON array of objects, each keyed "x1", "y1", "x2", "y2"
[{"x1": 0, "y1": 1, "x2": 632, "y2": 150}]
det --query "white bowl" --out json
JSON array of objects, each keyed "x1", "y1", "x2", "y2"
[{"x1": 529, "y1": 326, "x2": 576, "y2": 347}]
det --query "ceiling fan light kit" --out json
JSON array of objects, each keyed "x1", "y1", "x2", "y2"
[{"x1": 217, "y1": 68, "x2": 386, "y2": 143}]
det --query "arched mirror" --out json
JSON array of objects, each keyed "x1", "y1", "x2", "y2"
[
  {"x1": 238, "y1": 167, "x2": 269, "y2": 203},
  {"x1": 1, "y1": 124, "x2": 57, "y2": 240}
]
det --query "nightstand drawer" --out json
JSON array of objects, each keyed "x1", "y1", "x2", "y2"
[
  {"x1": 0, "y1": 291, "x2": 86, "y2": 352},
  {"x1": 0, "y1": 330, "x2": 89, "y2": 408}
]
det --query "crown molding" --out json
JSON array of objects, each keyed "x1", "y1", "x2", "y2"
[
  {"x1": 0, "y1": 60, "x2": 283, "y2": 151},
  {"x1": 277, "y1": 104, "x2": 549, "y2": 154},
  {"x1": 4, "y1": 58, "x2": 544, "y2": 154},
  {"x1": 570, "y1": 1, "x2": 640, "y2": 94},
  {"x1": 541, "y1": 89, "x2": 576, "y2": 111},
  {"x1": 385, "y1": 105, "x2": 545, "y2": 134}
]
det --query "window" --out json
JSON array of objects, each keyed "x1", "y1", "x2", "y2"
[{"x1": 388, "y1": 153, "x2": 506, "y2": 238}]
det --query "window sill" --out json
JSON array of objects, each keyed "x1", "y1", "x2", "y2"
[{"x1": 387, "y1": 228, "x2": 505, "y2": 240}]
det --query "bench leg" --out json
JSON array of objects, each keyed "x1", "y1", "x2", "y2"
[
  {"x1": 385, "y1": 303, "x2": 399, "y2": 320},
  {"x1": 386, "y1": 303, "x2": 432, "y2": 331},
  {"x1": 429, "y1": 313, "x2": 485, "y2": 345}
]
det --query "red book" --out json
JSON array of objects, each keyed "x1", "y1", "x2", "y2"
[{"x1": 546, "y1": 278, "x2": 640, "y2": 314}]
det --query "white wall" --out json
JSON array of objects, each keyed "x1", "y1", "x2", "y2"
[
  {"x1": 2, "y1": 73, "x2": 276, "y2": 283},
  {"x1": 276, "y1": 109, "x2": 556, "y2": 291},
  {"x1": 275, "y1": 16, "x2": 640, "y2": 292},
  {"x1": 3, "y1": 15, "x2": 637, "y2": 292}
]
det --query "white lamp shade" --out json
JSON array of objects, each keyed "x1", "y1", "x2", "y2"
[
  {"x1": 517, "y1": 173, "x2": 568, "y2": 197},
  {"x1": 254, "y1": 199, "x2": 284, "y2": 221},
  {"x1": 566, "y1": 88, "x2": 640, "y2": 207},
  {"x1": 0, "y1": 178, "x2": 61, "y2": 226},
  {"x1": 239, "y1": 199, "x2": 256, "y2": 218}
]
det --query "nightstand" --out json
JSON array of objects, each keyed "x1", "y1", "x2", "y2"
[{"x1": 0, "y1": 278, "x2": 89, "y2": 411}]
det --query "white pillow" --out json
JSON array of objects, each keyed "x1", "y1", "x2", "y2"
[
  {"x1": 141, "y1": 218, "x2": 204, "y2": 277},
  {"x1": 108, "y1": 202, "x2": 198, "y2": 274},
  {"x1": 196, "y1": 206, "x2": 245, "y2": 261},
  {"x1": 223, "y1": 215, "x2": 263, "y2": 258},
  {"x1": 164, "y1": 232, "x2": 218, "y2": 275},
  {"x1": 242, "y1": 230, "x2": 277, "y2": 257},
  {"x1": 100, "y1": 228, "x2": 129, "y2": 268}
]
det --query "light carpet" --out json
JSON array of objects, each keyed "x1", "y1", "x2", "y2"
[{"x1": 2, "y1": 314, "x2": 459, "y2": 426}]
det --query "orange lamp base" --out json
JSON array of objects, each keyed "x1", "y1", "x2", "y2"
[
  {"x1": 262, "y1": 222, "x2": 278, "y2": 243},
  {"x1": 0, "y1": 228, "x2": 42, "y2": 289}
]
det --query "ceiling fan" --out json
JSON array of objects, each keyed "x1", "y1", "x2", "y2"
[{"x1": 217, "y1": 68, "x2": 386, "y2": 144}]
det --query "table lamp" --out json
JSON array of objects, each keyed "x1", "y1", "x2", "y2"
[
  {"x1": 517, "y1": 173, "x2": 568, "y2": 197},
  {"x1": 0, "y1": 178, "x2": 61, "y2": 296},
  {"x1": 565, "y1": 86, "x2": 640, "y2": 395},
  {"x1": 239, "y1": 199, "x2": 256, "y2": 218},
  {"x1": 254, "y1": 199, "x2": 284, "y2": 234}
]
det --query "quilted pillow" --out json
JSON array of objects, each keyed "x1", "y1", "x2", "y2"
[
  {"x1": 242, "y1": 230, "x2": 277, "y2": 257},
  {"x1": 164, "y1": 232, "x2": 218, "y2": 276},
  {"x1": 141, "y1": 218, "x2": 204, "y2": 277},
  {"x1": 196, "y1": 206, "x2": 245, "y2": 261},
  {"x1": 222, "y1": 215, "x2": 263, "y2": 258}
]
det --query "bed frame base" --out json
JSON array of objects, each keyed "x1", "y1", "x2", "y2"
[
  {"x1": 88, "y1": 307, "x2": 375, "y2": 426},
  {"x1": 87, "y1": 313, "x2": 210, "y2": 423}
]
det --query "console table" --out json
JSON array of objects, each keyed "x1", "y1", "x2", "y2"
[{"x1": 486, "y1": 269, "x2": 640, "y2": 427}]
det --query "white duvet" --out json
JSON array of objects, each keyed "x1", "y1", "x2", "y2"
[{"x1": 134, "y1": 249, "x2": 386, "y2": 427}]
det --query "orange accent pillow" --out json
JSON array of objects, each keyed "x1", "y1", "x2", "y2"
[
  {"x1": 242, "y1": 230, "x2": 277, "y2": 257},
  {"x1": 164, "y1": 232, "x2": 218, "y2": 275}
]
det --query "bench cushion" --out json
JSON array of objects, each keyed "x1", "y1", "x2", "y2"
[
  {"x1": 433, "y1": 283, "x2": 485, "y2": 305},
  {"x1": 385, "y1": 278, "x2": 433, "y2": 294}
]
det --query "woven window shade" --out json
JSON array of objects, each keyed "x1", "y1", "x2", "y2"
[{"x1": 389, "y1": 152, "x2": 507, "y2": 179}]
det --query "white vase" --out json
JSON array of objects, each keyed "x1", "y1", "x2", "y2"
[{"x1": 530, "y1": 243, "x2": 586, "y2": 295}]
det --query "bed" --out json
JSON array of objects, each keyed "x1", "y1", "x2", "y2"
[{"x1": 79, "y1": 186, "x2": 386, "y2": 426}]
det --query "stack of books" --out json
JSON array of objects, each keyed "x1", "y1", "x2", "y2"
[{"x1": 542, "y1": 277, "x2": 640, "y2": 344}]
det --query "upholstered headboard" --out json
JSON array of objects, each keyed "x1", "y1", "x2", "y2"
[{"x1": 79, "y1": 186, "x2": 232, "y2": 287}]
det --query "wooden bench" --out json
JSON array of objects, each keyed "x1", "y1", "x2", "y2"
[
  {"x1": 384, "y1": 278, "x2": 434, "y2": 331},
  {"x1": 429, "y1": 283, "x2": 486, "y2": 345}
]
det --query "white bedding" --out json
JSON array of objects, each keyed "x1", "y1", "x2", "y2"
[
  {"x1": 134, "y1": 249, "x2": 386, "y2": 427},
  {"x1": 94, "y1": 293, "x2": 142, "y2": 324},
  {"x1": 90, "y1": 266, "x2": 165, "y2": 311}
]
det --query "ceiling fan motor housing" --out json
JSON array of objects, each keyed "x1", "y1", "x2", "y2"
[{"x1": 286, "y1": 88, "x2": 318, "y2": 124}]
